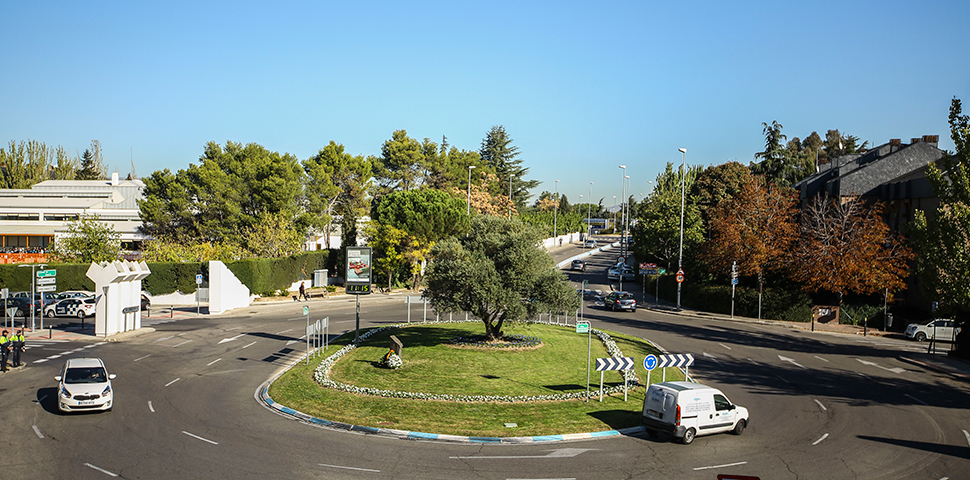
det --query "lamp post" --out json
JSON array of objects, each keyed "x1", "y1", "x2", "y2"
[
  {"x1": 466, "y1": 165, "x2": 476, "y2": 215},
  {"x1": 17, "y1": 262, "x2": 47, "y2": 331},
  {"x1": 677, "y1": 147, "x2": 687, "y2": 309},
  {"x1": 554, "y1": 179, "x2": 559, "y2": 238},
  {"x1": 587, "y1": 182, "x2": 593, "y2": 241},
  {"x1": 618, "y1": 165, "x2": 626, "y2": 256},
  {"x1": 624, "y1": 174, "x2": 630, "y2": 256},
  {"x1": 612, "y1": 195, "x2": 617, "y2": 232}
]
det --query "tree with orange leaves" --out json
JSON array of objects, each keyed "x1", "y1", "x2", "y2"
[
  {"x1": 790, "y1": 195, "x2": 912, "y2": 304},
  {"x1": 702, "y1": 175, "x2": 799, "y2": 316}
]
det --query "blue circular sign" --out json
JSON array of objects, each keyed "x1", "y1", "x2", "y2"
[{"x1": 644, "y1": 354, "x2": 658, "y2": 371}]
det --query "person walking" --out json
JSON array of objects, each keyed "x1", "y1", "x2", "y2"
[
  {"x1": 11, "y1": 329, "x2": 24, "y2": 367},
  {"x1": 0, "y1": 330, "x2": 9, "y2": 372},
  {"x1": 298, "y1": 282, "x2": 308, "y2": 302}
]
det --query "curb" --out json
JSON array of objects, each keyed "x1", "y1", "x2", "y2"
[{"x1": 898, "y1": 355, "x2": 970, "y2": 382}]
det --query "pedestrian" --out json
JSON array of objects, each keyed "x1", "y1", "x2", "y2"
[
  {"x1": 0, "y1": 330, "x2": 9, "y2": 372},
  {"x1": 298, "y1": 282, "x2": 308, "y2": 302},
  {"x1": 11, "y1": 329, "x2": 24, "y2": 367}
]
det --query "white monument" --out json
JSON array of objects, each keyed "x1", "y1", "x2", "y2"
[{"x1": 86, "y1": 260, "x2": 151, "y2": 337}]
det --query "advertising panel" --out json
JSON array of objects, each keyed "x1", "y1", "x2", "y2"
[{"x1": 345, "y1": 246, "x2": 372, "y2": 295}]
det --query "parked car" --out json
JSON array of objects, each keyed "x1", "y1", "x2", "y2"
[
  {"x1": 584, "y1": 239, "x2": 597, "y2": 248},
  {"x1": 570, "y1": 259, "x2": 586, "y2": 272},
  {"x1": 604, "y1": 291, "x2": 637, "y2": 312},
  {"x1": 905, "y1": 319, "x2": 961, "y2": 342},
  {"x1": 641, "y1": 382, "x2": 748, "y2": 444},
  {"x1": 56, "y1": 291, "x2": 94, "y2": 300},
  {"x1": 2, "y1": 297, "x2": 32, "y2": 317},
  {"x1": 54, "y1": 357, "x2": 115, "y2": 413},
  {"x1": 45, "y1": 297, "x2": 97, "y2": 318},
  {"x1": 141, "y1": 294, "x2": 151, "y2": 311},
  {"x1": 607, "y1": 264, "x2": 635, "y2": 281}
]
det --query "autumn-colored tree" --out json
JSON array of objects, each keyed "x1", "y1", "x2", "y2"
[
  {"x1": 790, "y1": 196, "x2": 912, "y2": 303},
  {"x1": 702, "y1": 175, "x2": 798, "y2": 315},
  {"x1": 451, "y1": 173, "x2": 516, "y2": 216}
]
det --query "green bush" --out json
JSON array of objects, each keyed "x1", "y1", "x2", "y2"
[
  {"x1": 646, "y1": 275, "x2": 812, "y2": 322},
  {"x1": 142, "y1": 262, "x2": 204, "y2": 296},
  {"x1": 226, "y1": 251, "x2": 329, "y2": 297},
  {"x1": 0, "y1": 263, "x2": 96, "y2": 292},
  {"x1": 840, "y1": 303, "x2": 884, "y2": 327}
]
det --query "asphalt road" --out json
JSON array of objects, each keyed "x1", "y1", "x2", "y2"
[{"x1": 3, "y1": 243, "x2": 969, "y2": 479}]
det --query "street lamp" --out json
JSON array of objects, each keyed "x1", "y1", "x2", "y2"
[
  {"x1": 587, "y1": 182, "x2": 593, "y2": 242},
  {"x1": 466, "y1": 165, "x2": 476, "y2": 215},
  {"x1": 554, "y1": 179, "x2": 560, "y2": 238},
  {"x1": 624, "y1": 174, "x2": 630, "y2": 256},
  {"x1": 677, "y1": 147, "x2": 687, "y2": 309},
  {"x1": 17, "y1": 262, "x2": 47, "y2": 331},
  {"x1": 612, "y1": 195, "x2": 617, "y2": 232},
  {"x1": 618, "y1": 165, "x2": 626, "y2": 256}
]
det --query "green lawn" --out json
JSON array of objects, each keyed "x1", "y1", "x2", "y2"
[{"x1": 269, "y1": 321, "x2": 685, "y2": 437}]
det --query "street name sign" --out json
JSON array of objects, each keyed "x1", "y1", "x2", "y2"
[
  {"x1": 37, "y1": 269, "x2": 56, "y2": 278},
  {"x1": 37, "y1": 277, "x2": 56, "y2": 285},
  {"x1": 37, "y1": 285, "x2": 57, "y2": 292},
  {"x1": 575, "y1": 322, "x2": 590, "y2": 334}
]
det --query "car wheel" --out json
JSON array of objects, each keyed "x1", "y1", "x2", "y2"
[
  {"x1": 915, "y1": 332, "x2": 926, "y2": 342},
  {"x1": 77, "y1": 311, "x2": 86, "y2": 319},
  {"x1": 632, "y1": 308, "x2": 637, "y2": 313},
  {"x1": 732, "y1": 419, "x2": 746, "y2": 435},
  {"x1": 15, "y1": 309, "x2": 25, "y2": 317},
  {"x1": 47, "y1": 310, "x2": 56, "y2": 318},
  {"x1": 681, "y1": 427, "x2": 696, "y2": 444},
  {"x1": 611, "y1": 303, "x2": 617, "y2": 312}
]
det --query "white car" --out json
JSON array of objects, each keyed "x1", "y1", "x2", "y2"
[
  {"x1": 54, "y1": 357, "x2": 115, "y2": 413},
  {"x1": 904, "y1": 319, "x2": 960, "y2": 342},
  {"x1": 642, "y1": 382, "x2": 748, "y2": 444},
  {"x1": 44, "y1": 297, "x2": 97, "y2": 318},
  {"x1": 584, "y1": 240, "x2": 597, "y2": 248},
  {"x1": 607, "y1": 265, "x2": 635, "y2": 280}
]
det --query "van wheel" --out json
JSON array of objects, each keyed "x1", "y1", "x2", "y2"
[
  {"x1": 681, "y1": 428, "x2": 696, "y2": 444},
  {"x1": 914, "y1": 332, "x2": 926, "y2": 342},
  {"x1": 732, "y1": 419, "x2": 746, "y2": 435}
]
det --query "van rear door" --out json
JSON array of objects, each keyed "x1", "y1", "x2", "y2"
[{"x1": 642, "y1": 386, "x2": 677, "y2": 424}]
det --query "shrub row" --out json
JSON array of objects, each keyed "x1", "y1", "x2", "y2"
[{"x1": 644, "y1": 275, "x2": 813, "y2": 322}]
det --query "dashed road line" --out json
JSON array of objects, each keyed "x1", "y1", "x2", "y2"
[
  {"x1": 812, "y1": 433, "x2": 829, "y2": 445},
  {"x1": 777, "y1": 375, "x2": 789, "y2": 384},
  {"x1": 149, "y1": 401, "x2": 155, "y2": 413},
  {"x1": 905, "y1": 394, "x2": 928, "y2": 406},
  {"x1": 207, "y1": 358, "x2": 222, "y2": 366},
  {"x1": 84, "y1": 463, "x2": 118, "y2": 476},
  {"x1": 165, "y1": 378, "x2": 181, "y2": 387},
  {"x1": 814, "y1": 399, "x2": 827, "y2": 411},
  {"x1": 318, "y1": 463, "x2": 380, "y2": 473},
  {"x1": 182, "y1": 431, "x2": 218, "y2": 445},
  {"x1": 718, "y1": 343, "x2": 732, "y2": 350},
  {"x1": 814, "y1": 355, "x2": 829, "y2": 362},
  {"x1": 963, "y1": 429, "x2": 970, "y2": 447},
  {"x1": 33, "y1": 425, "x2": 44, "y2": 438},
  {"x1": 133, "y1": 354, "x2": 151, "y2": 362},
  {"x1": 693, "y1": 461, "x2": 747, "y2": 471},
  {"x1": 242, "y1": 341, "x2": 256, "y2": 349},
  {"x1": 172, "y1": 340, "x2": 192, "y2": 348}
]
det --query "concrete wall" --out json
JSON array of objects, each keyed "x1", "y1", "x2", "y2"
[{"x1": 209, "y1": 260, "x2": 251, "y2": 314}]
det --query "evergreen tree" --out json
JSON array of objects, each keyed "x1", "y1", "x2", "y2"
[{"x1": 480, "y1": 125, "x2": 538, "y2": 210}]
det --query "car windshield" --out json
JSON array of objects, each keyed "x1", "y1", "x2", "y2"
[
  {"x1": 64, "y1": 367, "x2": 108, "y2": 384},
  {"x1": 616, "y1": 293, "x2": 634, "y2": 300}
]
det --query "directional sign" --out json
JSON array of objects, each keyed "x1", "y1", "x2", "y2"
[
  {"x1": 595, "y1": 357, "x2": 635, "y2": 371},
  {"x1": 643, "y1": 354, "x2": 658, "y2": 371},
  {"x1": 639, "y1": 262, "x2": 657, "y2": 270},
  {"x1": 37, "y1": 285, "x2": 57, "y2": 292},
  {"x1": 658, "y1": 268, "x2": 667, "y2": 274},
  {"x1": 37, "y1": 269, "x2": 56, "y2": 278},
  {"x1": 303, "y1": 305, "x2": 309, "y2": 316},
  {"x1": 657, "y1": 354, "x2": 694, "y2": 368},
  {"x1": 643, "y1": 270, "x2": 658, "y2": 275},
  {"x1": 575, "y1": 322, "x2": 590, "y2": 334},
  {"x1": 732, "y1": 277, "x2": 739, "y2": 285},
  {"x1": 37, "y1": 277, "x2": 56, "y2": 285}
]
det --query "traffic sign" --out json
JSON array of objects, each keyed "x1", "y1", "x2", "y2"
[
  {"x1": 37, "y1": 285, "x2": 57, "y2": 292},
  {"x1": 37, "y1": 277, "x2": 56, "y2": 285},
  {"x1": 643, "y1": 270, "x2": 658, "y2": 275},
  {"x1": 303, "y1": 305, "x2": 309, "y2": 316},
  {"x1": 658, "y1": 268, "x2": 666, "y2": 274},
  {"x1": 639, "y1": 262, "x2": 657, "y2": 270},
  {"x1": 657, "y1": 353, "x2": 694, "y2": 368},
  {"x1": 643, "y1": 354, "x2": 658, "y2": 371},
  {"x1": 616, "y1": 256, "x2": 626, "y2": 265},
  {"x1": 732, "y1": 277, "x2": 738, "y2": 285},
  {"x1": 37, "y1": 269, "x2": 56, "y2": 278},
  {"x1": 676, "y1": 273, "x2": 685, "y2": 283},
  {"x1": 196, "y1": 274, "x2": 203, "y2": 285},
  {"x1": 595, "y1": 357, "x2": 635, "y2": 371},
  {"x1": 576, "y1": 322, "x2": 590, "y2": 334}
]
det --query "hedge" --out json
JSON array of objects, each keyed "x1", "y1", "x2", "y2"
[{"x1": 644, "y1": 274, "x2": 813, "y2": 322}]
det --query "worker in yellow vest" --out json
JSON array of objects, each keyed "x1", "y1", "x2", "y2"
[
  {"x1": 0, "y1": 330, "x2": 9, "y2": 372},
  {"x1": 10, "y1": 329, "x2": 25, "y2": 367}
]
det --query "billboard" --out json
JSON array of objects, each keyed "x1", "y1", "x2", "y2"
[{"x1": 345, "y1": 246, "x2": 372, "y2": 295}]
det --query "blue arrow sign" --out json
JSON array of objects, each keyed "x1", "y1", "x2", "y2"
[
  {"x1": 657, "y1": 354, "x2": 694, "y2": 368},
  {"x1": 643, "y1": 354, "x2": 658, "y2": 371},
  {"x1": 595, "y1": 357, "x2": 635, "y2": 371}
]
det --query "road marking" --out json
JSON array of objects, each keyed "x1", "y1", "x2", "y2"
[
  {"x1": 165, "y1": 378, "x2": 181, "y2": 387},
  {"x1": 814, "y1": 399, "x2": 827, "y2": 411},
  {"x1": 318, "y1": 463, "x2": 381, "y2": 472},
  {"x1": 693, "y1": 461, "x2": 747, "y2": 471},
  {"x1": 718, "y1": 343, "x2": 732, "y2": 350},
  {"x1": 812, "y1": 433, "x2": 829, "y2": 445},
  {"x1": 242, "y1": 341, "x2": 257, "y2": 349},
  {"x1": 33, "y1": 425, "x2": 44, "y2": 438},
  {"x1": 154, "y1": 336, "x2": 174, "y2": 342},
  {"x1": 34, "y1": 358, "x2": 48, "y2": 363},
  {"x1": 275, "y1": 328, "x2": 293, "y2": 335},
  {"x1": 703, "y1": 352, "x2": 723, "y2": 366},
  {"x1": 856, "y1": 372, "x2": 871, "y2": 380},
  {"x1": 84, "y1": 463, "x2": 118, "y2": 476},
  {"x1": 777, "y1": 375, "x2": 789, "y2": 383},
  {"x1": 223, "y1": 326, "x2": 241, "y2": 331},
  {"x1": 182, "y1": 431, "x2": 218, "y2": 445},
  {"x1": 814, "y1": 355, "x2": 829, "y2": 362},
  {"x1": 856, "y1": 358, "x2": 906, "y2": 374},
  {"x1": 778, "y1": 355, "x2": 807, "y2": 369},
  {"x1": 133, "y1": 354, "x2": 151, "y2": 362},
  {"x1": 178, "y1": 332, "x2": 188, "y2": 336},
  {"x1": 963, "y1": 429, "x2": 970, "y2": 447},
  {"x1": 149, "y1": 401, "x2": 155, "y2": 413},
  {"x1": 451, "y1": 448, "x2": 593, "y2": 459},
  {"x1": 207, "y1": 358, "x2": 222, "y2": 366},
  {"x1": 747, "y1": 358, "x2": 758, "y2": 365},
  {"x1": 218, "y1": 334, "x2": 245, "y2": 345},
  {"x1": 172, "y1": 340, "x2": 192, "y2": 348},
  {"x1": 906, "y1": 394, "x2": 928, "y2": 406},
  {"x1": 48, "y1": 354, "x2": 62, "y2": 359}
]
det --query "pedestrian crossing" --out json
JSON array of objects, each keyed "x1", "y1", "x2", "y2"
[{"x1": 29, "y1": 341, "x2": 108, "y2": 364}]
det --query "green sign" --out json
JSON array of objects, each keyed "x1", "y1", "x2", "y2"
[
  {"x1": 576, "y1": 322, "x2": 590, "y2": 334},
  {"x1": 303, "y1": 305, "x2": 309, "y2": 315},
  {"x1": 657, "y1": 268, "x2": 667, "y2": 274},
  {"x1": 37, "y1": 269, "x2": 56, "y2": 278}
]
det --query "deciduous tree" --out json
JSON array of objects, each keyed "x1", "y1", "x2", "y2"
[{"x1": 52, "y1": 214, "x2": 121, "y2": 263}]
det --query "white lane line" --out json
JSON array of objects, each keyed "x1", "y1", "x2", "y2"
[
  {"x1": 33, "y1": 425, "x2": 44, "y2": 438},
  {"x1": 133, "y1": 354, "x2": 151, "y2": 362},
  {"x1": 154, "y1": 336, "x2": 174, "y2": 343},
  {"x1": 856, "y1": 372, "x2": 871, "y2": 380},
  {"x1": 778, "y1": 355, "x2": 808, "y2": 369},
  {"x1": 777, "y1": 375, "x2": 789, "y2": 384},
  {"x1": 178, "y1": 332, "x2": 188, "y2": 336},
  {"x1": 703, "y1": 352, "x2": 723, "y2": 366},
  {"x1": 906, "y1": 394, "x2": 928, "y2": 406},
  {"x1": 182, "y1": 431, "x2": 218, "y2": 445},
  {"x1": 149, "y1": 401, "x2": 155, "y2": 413},
  {"x1": 275, "y1": 328, "x2": 293, "y2": 335},
  {"x1": 814, "y1": 355, "x2": 829, "y2": 362},
  {"x1": 223, "y1": 326, "x2": 241, "y2": 331},
  {"x1": 48, "y1": 354, "x2": 62, "y2": 359},
  {"x1": 963, "y1": 429, "x2": 970, "y2": 447},
  {"x1": 812, "y1": 433, "x2": 829, "y2": 445},
  {"x1": 814, "y1": 399, "x2": 827, "y2": 411},
  {"x1": 242, "y1": 341, "x2": 256, "y2": 349},
  {"x1": 34, "y1": 358, "x2": 48, "y2": 364},
  {"x1": 84, "y1": 463, "x2": 118, "y2": 476},
  {"x1": 718, "y1": 343, "x2": 732, "y2": 350},
  {"x1": 693, "y1": 461, "x2": 747, "y2": 471},
  {"x1": 747, "y1": 358, "x2": 758, "y2": 365},
  {"x1": 82, "y1": 344, "x2": 96, "y2": 348},
  {"x1": 165, "y1": 378, "x2": 181, "y2": 387},
  {"x1": 172, "y1": 340, "x2": 192, "y2": 348},
  {"x1": 318, "y1": 463, "x2": 380, "y2": 473},
  {"x1": 207, "y1": 358, "x2": 222, "y2": 366},
  {"x1": 218, "y1": 334, "x2": 245, "y2": 345},
  {"x1": 94, "y1": 342, "x2": 107, "y2": 346}
]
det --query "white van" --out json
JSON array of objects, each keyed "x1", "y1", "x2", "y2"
[{"x1": 641, "y1": 381, "x2": 748, "y2": 444}]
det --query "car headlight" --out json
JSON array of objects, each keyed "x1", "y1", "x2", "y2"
[
  {"x1": 101, "y1": 384, "x2": 112, "y2": 397},
  {"x1": 60, "y1": 385, "x2": 72, "y2": 399}
]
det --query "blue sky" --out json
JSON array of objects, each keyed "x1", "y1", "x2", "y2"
[{"x1": 2, "y1": 1, "x2": 968, "y2": 205}]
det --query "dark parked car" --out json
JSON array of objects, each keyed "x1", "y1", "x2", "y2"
[
  {"x1": 141, "y1": 294, "x2": 151, "y2": 311},
  {"x1": 604, "y1": 291, "x2": 637, "y2": 312},
  {"x1": 2, "y1": 297, "x2": 32, "y2": 317},
  {"x1": 571, "y1": 259, "x2": 586, "y2": 272}
]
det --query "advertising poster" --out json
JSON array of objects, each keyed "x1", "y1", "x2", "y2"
[{"x1": 345, "y1": 246, "x2": 372, "y2": 285}]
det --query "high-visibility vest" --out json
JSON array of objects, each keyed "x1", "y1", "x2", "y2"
[
  {"x1": 13, "y1": 334, "x2": 24, "y2": 345},
  {"x1": 0, "y1": 336, "x2": 8, "y2": 350}
]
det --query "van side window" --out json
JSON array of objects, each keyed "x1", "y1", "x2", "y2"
[{"x1": 714, "y1": 394, "x2": 731, "y2": 411}]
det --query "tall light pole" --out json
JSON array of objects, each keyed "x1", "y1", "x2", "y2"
[
  {"x1": 624, "y1": 174, "x2": 630, "y2": 256},
  {"x1": 554, "y1": 179, "x2": 560, "y2": 238},
  {"x1": 466, "y1": 165, "x2": 476, "y2": 215},
  {"x1": 18, "y1": 262, "x2": 47, "y2": 331},
  {"x1": 587, "y1": 182, "x2": 593, "y2": 241},
  {"x1": 618, "y1": 165, "x2": 626, "y2": 256},
  {"x1": 677, "y1": 147, "x2": 687, "y2": 309},
  {"x1": 612, "y1": 195, "x2": 617, "y2": 232}
]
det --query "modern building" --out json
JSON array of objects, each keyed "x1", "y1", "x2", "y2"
[{"x1": 0, "y1": 172, "x2": 146, "y2": 263}]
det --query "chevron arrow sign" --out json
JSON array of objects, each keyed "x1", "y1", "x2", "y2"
[
  {"x1": 657, "y1": 354, "x2": 694, "y2": 368},
  {"x1": 595, "y1": 357, "x2": 635, "y2": 371}
]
